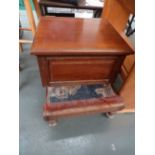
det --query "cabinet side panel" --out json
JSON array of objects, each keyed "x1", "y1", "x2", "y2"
[
  {"x1": 37, "y1": 56, "x2": 49, "y2": 86},
  {"x1": 110, "y1": 56, "x2": 125, "y2": 84}
]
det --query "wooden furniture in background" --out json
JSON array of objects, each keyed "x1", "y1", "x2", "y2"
[
  {"x1": 32, "y1": 0, "x2": 41, "y2": 18},
  {"x1": 102, "y1": 0, "x2": 135, "y2": 112},
  {"x1": 31, "y1": 16, "x2": 133, "y2": 124},
  {"x1": 102, "y1": 0, "x2": 135, "y2": 79},
  {"x1": 23, "y1": 0, "x2": 36, "y2": 36},
  {"x1": 103, "y1": 0, "x2": 135, "y2": 34},
  {"x1": 119, "y1": 66, "x2": 135, "y2": 112},
  {"x1": 39, "y1": 0, "x2": 103, "y2": 17},
  {"x1": 19, "y1": 0, "x2": 36, "y2": 52}
]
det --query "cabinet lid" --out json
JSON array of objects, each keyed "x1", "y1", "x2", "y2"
[{"x1": 31, "y1": 17, "x2": 133, "y2": 56}]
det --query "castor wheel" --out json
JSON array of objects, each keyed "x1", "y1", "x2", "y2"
[
  {"x1": 48, "y1": 120, "x2": 58, "y2": 127},
  {"x1": 102, "y1": 112, "x2": 115, "y2": 119}
]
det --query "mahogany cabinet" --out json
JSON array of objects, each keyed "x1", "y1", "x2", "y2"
[{"x1": 31, "y1": 17, "x2": 133, "y2": 125}]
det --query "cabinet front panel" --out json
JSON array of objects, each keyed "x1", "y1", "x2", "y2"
[{"x1": 48, "y1": 57, "x2": 117, "y2": 83}]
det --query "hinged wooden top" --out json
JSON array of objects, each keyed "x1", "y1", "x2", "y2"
[{"x1": 31, "y1": 17, "x2": 133, "y2": 56}]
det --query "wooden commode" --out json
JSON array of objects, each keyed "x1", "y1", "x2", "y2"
[{"x1": 31, "y1": 16, "x2": 133, "y2": 125}]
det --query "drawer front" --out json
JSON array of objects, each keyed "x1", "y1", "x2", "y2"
[{"x1": 48, "y1": 57, "x2": 117, "y2": 83}]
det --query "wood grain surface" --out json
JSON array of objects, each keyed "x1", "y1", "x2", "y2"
[{"x1": 31, "y1": 17, "x2": 133, "y2": 56}]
